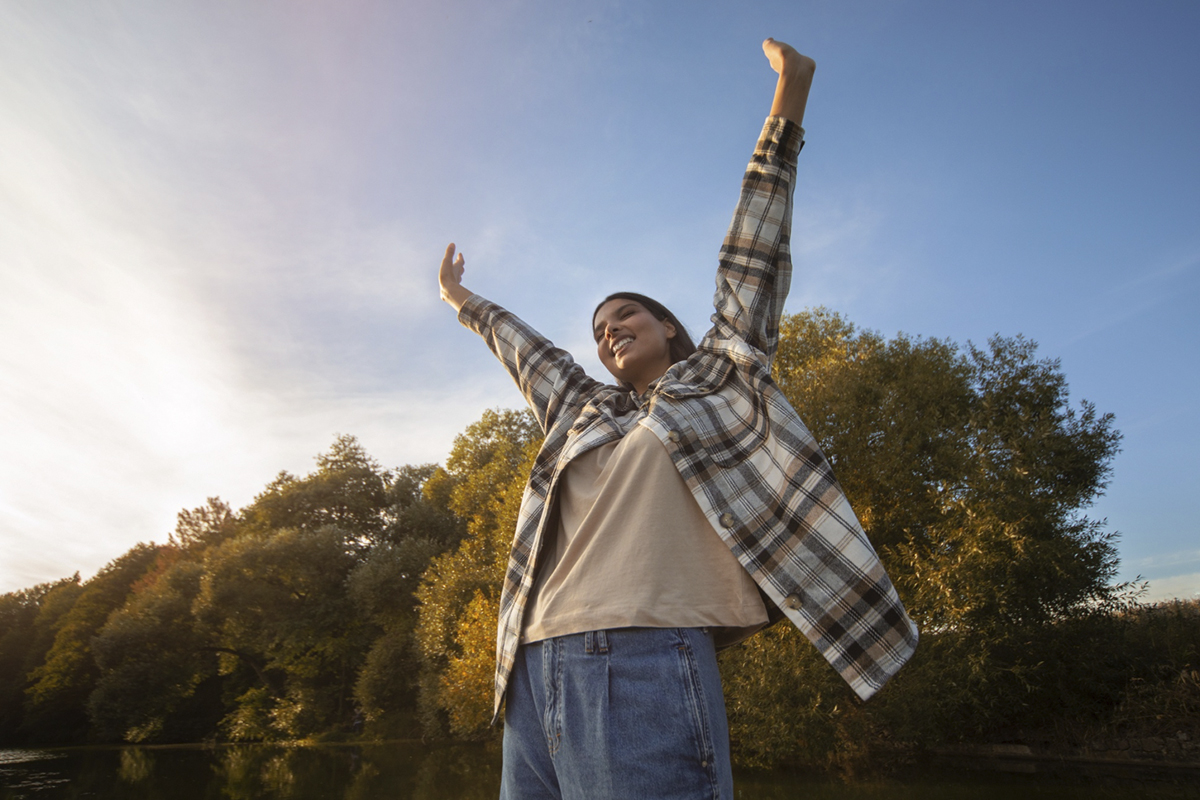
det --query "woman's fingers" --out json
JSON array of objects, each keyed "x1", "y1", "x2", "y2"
[
  {"x1": 762, "y1": 38, "x2": 815, "y2": 80},
  {"x1": 438, "y1": 242, "x2": 471, "y2": 310},
  {"x1": 440, "y1": 242, "x2": 465, "y2": 286}
]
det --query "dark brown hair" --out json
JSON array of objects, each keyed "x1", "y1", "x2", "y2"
[{"x1": 593, "y1": 292, "x2": 697, "y2": 365}]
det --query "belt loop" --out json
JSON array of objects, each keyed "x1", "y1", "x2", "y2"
[
  {"x1": 584, "y1": 631, "x2": 594, "y2": 655},
  {"x1": 596, "y1": 629, "x2": 609, "y2": 654}
]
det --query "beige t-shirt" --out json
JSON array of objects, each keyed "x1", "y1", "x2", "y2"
[{"x1": 522, "y1": 424, "x2": 768, "y2": 646}]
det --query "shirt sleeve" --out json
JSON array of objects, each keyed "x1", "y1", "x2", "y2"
[
  {"x1": 458, "y1": 294, "x2": 605, "y2": 434},
  {"x1": 706, "y1": 116, "x2": 804, "y2": 366}
]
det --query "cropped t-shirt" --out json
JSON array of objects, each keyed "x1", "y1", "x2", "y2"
[{"x1": 522, "y1": 424, "x2": 769, "y2": 646}]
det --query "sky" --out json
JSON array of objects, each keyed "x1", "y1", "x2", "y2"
[{"x1": 2, "y1": 0, "x2": 1197, "y2": 601}]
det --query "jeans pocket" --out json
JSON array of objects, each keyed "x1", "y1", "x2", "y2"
[{"x1": 673, "y1": 629, "x2": 718, "y2": 770}]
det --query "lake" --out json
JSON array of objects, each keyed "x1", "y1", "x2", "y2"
[{"x1": 1, "y1": 743, "x2": 1197, "y2": 799}]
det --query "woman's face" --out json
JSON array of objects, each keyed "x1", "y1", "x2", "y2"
[{"x1": 593, "y1": 299, "x2": 676, "y2": 393}]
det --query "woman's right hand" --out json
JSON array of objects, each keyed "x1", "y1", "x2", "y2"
[{"x1": 439, "y1": 242, "x2": 472, "y2": 311}]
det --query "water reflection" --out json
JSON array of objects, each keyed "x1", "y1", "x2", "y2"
[
  {"x1": 0, "y1": 744, "x2": 1197, "y2": 800},
  {"x1": 0, "y1": 742, "x2": 503, "y2": 800},
  {"x1": 118, "y1": 747, "x2": 153, "y2": 784}
]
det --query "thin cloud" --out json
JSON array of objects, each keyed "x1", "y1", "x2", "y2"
[
  {"x1": 1143, "y1": 573, "x2": 1200, "y2": 603},
  {"x1": 1129, "y1": 548, "x2": 1200, "y2": 579},
  {"x1": 1065, "y1": 247, "x2": 1200, "y2": 347}
]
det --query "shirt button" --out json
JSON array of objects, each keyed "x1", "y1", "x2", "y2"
[
  {"x1": 719, "y1": 512, "x2": 735, "y2": 528},
  {"x1": 783, "y1": 592, "x2": 803, "y2": 610},
  {"x1": 667, "y1": 430, "x2": 681, "y2": 442}
]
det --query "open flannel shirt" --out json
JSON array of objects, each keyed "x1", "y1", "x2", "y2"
[{"x1": 459, "y1": 116, "x2": 919, "y2": 721}]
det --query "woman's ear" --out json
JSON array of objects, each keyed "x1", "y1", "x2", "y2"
[{"x1": 662, "y1": 319, "x2": 677, "y2": 339}]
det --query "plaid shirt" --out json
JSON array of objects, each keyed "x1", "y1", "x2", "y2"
[{"x1": 459, "y1": 116, "x2": 918, "y2": 720}]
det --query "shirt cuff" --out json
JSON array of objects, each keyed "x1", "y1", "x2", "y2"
[
  {"x1": 457, "y1": 293, "x2": 489, "y2": 330},
  {"x1": 762, "y1": 116, "x2": 805, "y2": 163}
]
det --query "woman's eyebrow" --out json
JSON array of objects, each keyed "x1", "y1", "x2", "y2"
[{"x1": 594, "y1": 302, "x2": 641, "y2": 339}]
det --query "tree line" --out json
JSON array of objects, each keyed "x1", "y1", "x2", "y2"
[{"x1": 1, "y1": 309, "x2": 1196, "y2": 766}]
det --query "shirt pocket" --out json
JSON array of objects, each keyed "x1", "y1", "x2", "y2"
[{"x1": 562, "y1": 401, "x2": 626, "y2": 463}]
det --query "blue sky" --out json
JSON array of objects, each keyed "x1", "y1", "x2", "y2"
[{"x1": 2, "y1": 0, "x2": 1197, "y2": 600}]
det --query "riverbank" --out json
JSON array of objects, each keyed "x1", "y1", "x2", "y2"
[
  {"x1": 928, "y1": 740, "x2": 1200, "y2": 771},
  {"x1": 4, "y1": 741, "x2": 1200, "y2": 800}
]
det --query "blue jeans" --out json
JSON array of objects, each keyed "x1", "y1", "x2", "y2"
[{"x1": 499, "y1": 627, "x2": 733, "y2": 800}]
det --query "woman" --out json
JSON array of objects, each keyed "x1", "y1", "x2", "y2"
[{"x1": 438, "y1": 39, "x2": 917, "y2": 800}]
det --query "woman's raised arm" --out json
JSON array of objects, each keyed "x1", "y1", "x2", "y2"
[{"x1": 705, "y1": 39, "x2": 811, "y2": 362}]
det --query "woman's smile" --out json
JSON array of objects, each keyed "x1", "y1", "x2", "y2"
[{"x1": 611, "y1": 336, "x2": 634, "y2": 357}]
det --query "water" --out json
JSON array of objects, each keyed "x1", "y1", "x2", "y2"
[{"x1": 1, "y1": 743, "x2": 1196, "y2": 799}]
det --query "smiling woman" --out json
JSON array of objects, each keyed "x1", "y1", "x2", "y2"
[{"x1": 435, "y1": 38, "x2": 916, "y2": 800}]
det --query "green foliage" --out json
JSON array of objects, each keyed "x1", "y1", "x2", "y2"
[
  {"x1": 242, "y1": 434, "x2": 391, "y2": 544},
  {"x1": 720, "y1": 625, "x2": 860, "y2": 769},
  {"x1": 169, "y1": 497, "x2": 238, "y2": 552},
  {"x1": 4, "y1": 435, "x2": 460, "y2": 746},
  {"x1": 347, "y1": 536, "x2": 444, "y2": 735},
  {"x1": 718, "y1": 308, "x2": 1131, "y2": 765},
  {"x1": 773, "y1": 309, "x2": 1124, "y2": 632},
  {"x1": 0, "y1": 435, "x2": 468, "y2": 746},
  {"x1": 351, "y1": 624, "x2": 420, "y2": 737},
  {"x1": 196, "y1": 524, "x2": 365, "y2": 739},
  {"x1": 0, "y1": 576, "x2": 79, "y2": 742},
  {"x1": 1108, "y1": 600, "x2": 1200, "y2": 739},
  {"x1": 22, "y1": 546, "x2": 161, "y2": 743},
  {"x1": 383, "y1": 464, "x2": 465, "y2": 549},
  {"x1": 345, "y1": 458, "x2": 466, "y2": 736},
  {"x1": 439, "y1": 590, "x2": 501, "y2": 737},
  {"x1": 88, "y1": 555, "x2": 214, "y2": 742},
  {"x1": 414, "y1": 408, "x2": 541, "y2": 737},
  {"x1": 86, "y1": 499, "x2": 246, "y2": 742},
  {"x1": 424, "y1": 409, "x2": 541, "y2": 537},
  {"x1": 3, "y1": 327, "x2": 1187, "y2": 767}
]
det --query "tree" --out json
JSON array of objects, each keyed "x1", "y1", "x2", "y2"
[
  {"x1": 85, "y1": 441, "x2": 470, "y2": 744},
  {"x1": 84, "y1": 498, "x2": 248, "y2": 743},
  {"x1": 180, "y1": 436, "x2": 408, "y2": 740},
  {"x1": 414, "y1": 408, "x2": 541, "y2": 736},
  {"x1": 349, "y1": 536, "x2": 448, "y2": 733},
  {"x1": 720, "y1": 308, "x2": 1128, "y2": 764},
  {"x1": 88, "y1": 556, "x2": 216, "y2": 742},
  {"x1": 347, "y1": 463, "x2": 468, "y2": 668},
  {"x1": 22, "y1": 545, "x2": 161, "y2": 743},
  {"x1": 771, "y1": 308, "x2": 1124, "y2": 632},
  {"x1": 348, "y1": 464, "x2": 464, "y2": 735},
  {"x1": 0, "y1": 577, "x2": 79, "y2": 742},
  {"x1": 170, "y1": 497, "x2": 238, "y2": 551},
  {"x1": 380, "y1": 464, "x2": 465, "y2": 549},
  {"x1": 194, "y1": 524, "x2": 366, "y2": 740},
  {"x1": 241, "y1": 434, "x2": 391, "y2": 546}
]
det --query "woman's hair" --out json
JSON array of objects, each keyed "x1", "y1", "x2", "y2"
[{"x1": 593, "y1": 292, "x2": 697, "y2": 364}]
